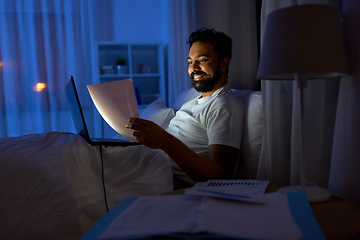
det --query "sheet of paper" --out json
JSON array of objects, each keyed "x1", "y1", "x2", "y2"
[
  {"x1": 194, "y1": 192, "x2": 303, "y2": 240},
  {"x1": 98, "y1": 195, "x2": 202, "y2": 240},
  {"x1": 185, "y1": 179, "x2": 269, "y2": 203},
  {"x1": 87, "y1": 79, "x2": 138, "y2": 141}
]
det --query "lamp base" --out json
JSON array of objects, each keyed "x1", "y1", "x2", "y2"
[{"x1": 278, "y1": 185, "x2": 331, "y2": 203}]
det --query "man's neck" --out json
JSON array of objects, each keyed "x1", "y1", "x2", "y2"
[{"x1": 200, "y1": 78, "x2": 227, "y2": 98}]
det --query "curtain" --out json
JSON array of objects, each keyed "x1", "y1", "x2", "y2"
[
  {"x1": 258, "y1": 0, "x2": 360, "y2": 203},
  {"x1": 329, "y1": 0, "x2": 360, "y2": 203},
  {"x1": 0, "y1": 0, "x2": 95, "y2": 137},
  {"x1": 167, "y1": 0, "x2": 196, "y2": 107}
]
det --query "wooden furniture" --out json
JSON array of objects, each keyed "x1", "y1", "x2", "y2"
[
  {"x1": 310, "y1": 194, "x2": 360, "y2": 240},
  {"x1": 94, "y1": 42, "x2": 166, "y2": 106}
]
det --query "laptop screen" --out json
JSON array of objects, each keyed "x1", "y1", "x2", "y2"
[{"x1": 64, "y1": 76, "x2": 91, "y2": 142}]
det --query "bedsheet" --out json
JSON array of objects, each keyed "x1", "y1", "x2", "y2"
[{"x1": 0, "y1": 131, "x2": 173, "y2": 240}]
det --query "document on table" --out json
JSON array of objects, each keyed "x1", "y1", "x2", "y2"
[
  {"x1": 185, "y1": 179, "x2": 269, "y2": 203},
  {"x1": 196, "y1": 193, "x2": 302, "y2": 240},
  {"x1": 98, "y1": 195, "x2": 201, "y2": 240},
  {"x1": 98, "y1": 192, "x2": 303, "y2": 240},
  {"x1": 87, "y1": 79, "x2": 139, "y2": 141}
]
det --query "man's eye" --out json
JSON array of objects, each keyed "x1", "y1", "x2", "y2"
[
  {"x1": 200, "y1": 59, "x2": 208, "y2": 63},
  {"x1": 187, "y1": 61, "x2": 192, "y2": 65}
]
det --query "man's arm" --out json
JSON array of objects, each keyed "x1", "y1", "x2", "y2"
[{"x1": 126, "y1": 118, "x2": 239, "y2": 182}]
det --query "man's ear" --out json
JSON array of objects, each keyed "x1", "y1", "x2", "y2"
[{"x1": 220, "y1": 57, "x2": 230, "y2": 72}]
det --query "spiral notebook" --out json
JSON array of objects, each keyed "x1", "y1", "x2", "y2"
[{"x1": 184, "y1": 179, "x2": 269, "y2": 203}]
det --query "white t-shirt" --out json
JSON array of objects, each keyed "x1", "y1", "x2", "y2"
[{"x1": 166, "y1": 84, "x2": 244, "y2": 185}]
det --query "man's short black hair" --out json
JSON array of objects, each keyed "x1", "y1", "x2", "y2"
[{"x1": 187, "y1": 27, "x2": 232, "y2": 62}]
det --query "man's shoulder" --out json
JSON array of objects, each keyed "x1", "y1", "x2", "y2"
[{"x1": 212, "y1": 89, "x2": 241, "y2": 107}]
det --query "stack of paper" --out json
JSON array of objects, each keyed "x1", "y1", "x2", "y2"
[
  {"x1": 82, "y1": 180, "x2": 325, "y2": 240},
  {"x1": 185, "y1": 179, "x2": 269, "y2": 203},
  {"x1": 93, "y1": 192, "x2": 322, "y2": 240}
]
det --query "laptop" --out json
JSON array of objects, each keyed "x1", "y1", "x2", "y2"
[{"x1": 65, "y1": 76, "x2": 141, "y2": 146}]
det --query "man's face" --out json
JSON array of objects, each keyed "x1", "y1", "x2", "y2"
[{"x1": 187, "y1": 41, "x2": 221, "y2": 93}]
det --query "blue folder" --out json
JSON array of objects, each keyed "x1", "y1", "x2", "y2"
[{"x1": 82, "y1": 191, "x2": 325, "y2": 240}]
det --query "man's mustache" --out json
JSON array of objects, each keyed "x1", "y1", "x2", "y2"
[{"x1": 190, "y1": 71, "x2": 208, "y2": 80}]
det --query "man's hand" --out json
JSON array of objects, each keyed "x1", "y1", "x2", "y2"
[
  {"x1": 126, "y1": 118, "x2": 239, "y2": 182},
  {"x1": 126, "y1": 118, "x2": 170, "y2": 149}
]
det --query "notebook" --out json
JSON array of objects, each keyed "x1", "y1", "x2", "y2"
[{"x1": 65, "y1": 76, "x2": 141, "y2": 146}]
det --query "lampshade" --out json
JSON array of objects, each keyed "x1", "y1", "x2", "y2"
[{"x1": 257, "y1": 4, "x2": 349, "y2": 80}]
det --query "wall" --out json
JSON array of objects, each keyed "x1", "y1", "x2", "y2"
[
  {"x1": 112, "y1": 0, "x2": 168, "y2": 43},
  {"x1": 92, "y1": 0, "x2": 114, "y2": 41},
  {"x1": 109, "y1": 0, "x2": 259, "y2": 90},
  {"x1": 194, "y1": 0, "x2": 259, "y2": 90}
]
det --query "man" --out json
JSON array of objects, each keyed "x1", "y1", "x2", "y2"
[{"x1": 126, "y1": 28, "x2": 244, "y2": 188}]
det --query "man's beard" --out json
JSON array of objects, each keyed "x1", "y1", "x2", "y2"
[{"x1": 190, "y1": 65, "x2": 221, "y2": 93}]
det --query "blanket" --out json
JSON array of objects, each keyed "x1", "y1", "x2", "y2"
[{"x1": 0, "y1": 132, "x2": 173, "y2": 240}]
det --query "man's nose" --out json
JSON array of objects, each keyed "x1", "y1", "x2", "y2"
[{"x1": 189, "y1": 61, "x2": 200, "y2": 72}]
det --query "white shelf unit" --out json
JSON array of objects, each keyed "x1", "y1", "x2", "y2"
[
  {"x1": 94, "y1": 42, "x2": 166, "y2": 107},
  {"x1": 93, "y1": 42, "x2": 166, "y2": 138}
]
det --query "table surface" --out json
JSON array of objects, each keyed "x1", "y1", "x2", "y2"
[
  {"x1": 167, "y1": 185, "x2": 360, "y2": 240},
  {"x1": 266, "y1": 185, "x2": 360, "y2": 240},
  {"x1": 309, "y1": 193, "x2": 360, "y2": 240}
]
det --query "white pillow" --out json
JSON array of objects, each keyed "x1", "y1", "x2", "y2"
[
  {"x1": 232, "y1": 90, "x2": 263, "y2": 179},
  {"x1": 172, "y1": 88, "x2": 200, "y2": 112},
  {"x1": 140, "y1": 98, "x2": 175, "y2": 129}
]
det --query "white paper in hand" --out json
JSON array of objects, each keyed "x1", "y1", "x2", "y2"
[{"x1": 87, "y1": 79, "x2": 139, "y2": 141}]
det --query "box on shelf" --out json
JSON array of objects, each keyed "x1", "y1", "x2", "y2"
[{"x1": 100, "y1": 65, "x2": 115, "y2": 74}]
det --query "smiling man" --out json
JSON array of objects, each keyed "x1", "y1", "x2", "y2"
[{"x1": 127, "y1": 28, "x2": 244, "y2": 188}]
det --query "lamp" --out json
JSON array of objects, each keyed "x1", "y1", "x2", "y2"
[{"x1": 257, "y1": 4, "x2": 349, "y2": 203}]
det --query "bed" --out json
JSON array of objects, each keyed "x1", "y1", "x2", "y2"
[{"x1": 0, "y1": 88, "x2": 263, "y2": 240}]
